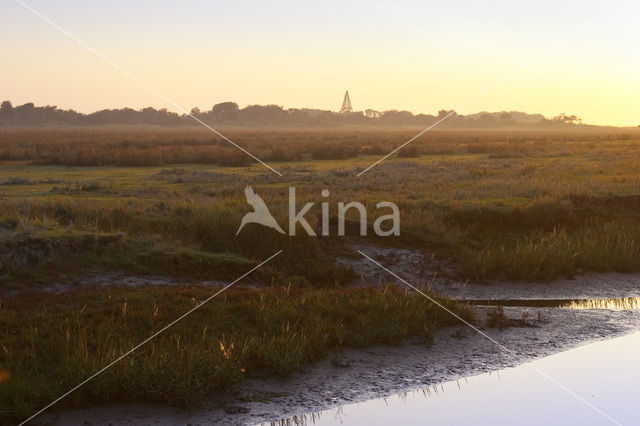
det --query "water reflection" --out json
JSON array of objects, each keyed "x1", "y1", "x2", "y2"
[
  {"x1": 267, "y1": 377, "x2": 482, "y2": 426},
  {"x1": 562, "y1": 297, "x2": 640, "y2": 310},
  {"x1": 268, "y1": 331, "x2": 640, "y2": 426},
  {"x1": 268, "y1": 406, "x2": 346, "y2": 426},
  {"x1": 467, "y1": 296, "x2": 640, "y2": 310}
]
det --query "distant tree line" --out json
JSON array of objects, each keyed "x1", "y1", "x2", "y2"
[{"x1": 0, "y1": 100, "x2": 582, "y2": 128}]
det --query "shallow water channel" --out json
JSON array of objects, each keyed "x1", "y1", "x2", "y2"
[{"x1": 271, "y1": 330, "x2": 640, "y2": 426}]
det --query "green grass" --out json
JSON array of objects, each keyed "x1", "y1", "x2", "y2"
[
  {"x1": 0, "y1": 227, "x2": 260, "y2": 286},
  {"x1": 0, "y1": 198, "x2": 353, "y2": 287},
  {"x1": 0, "y1": 284, "x2": 473, "y2": 422},
  {"x1": 461, "y1": 221, "x2": 640, "y2": 281}
]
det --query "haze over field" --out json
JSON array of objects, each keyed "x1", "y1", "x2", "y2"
[
  {"x1": 0, "y1": 99, "x2": 600, "y2": 128},
  {"x1": 1, "y1": 0, "x2": 638, "y2": 126}
]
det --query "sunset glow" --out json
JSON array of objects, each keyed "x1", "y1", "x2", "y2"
[{"x1": 1, "y1": 0, "x2": 638, "y2": 126}]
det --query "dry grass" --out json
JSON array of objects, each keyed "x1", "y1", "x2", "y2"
[{"x1": 1, "y1": 127, "x2": 636, "y2": 166}]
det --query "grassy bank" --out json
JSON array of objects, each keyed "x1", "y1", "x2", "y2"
[
  {"x1": 0, "y1": 284, "x2": 472, "y2": 422},
  {"x1": 461, "y1": 222, "x2": 640, "y2": 281}
]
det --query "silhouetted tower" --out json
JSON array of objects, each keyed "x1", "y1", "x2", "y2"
[{"x1": 340, "y1": 90, "x2": 353, "y2": 114}]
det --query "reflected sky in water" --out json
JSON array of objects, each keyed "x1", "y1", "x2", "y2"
[
  {"x1": 564, "y1": 297, "x2": 640, "y2": 310},
  {"x1": 271, "y1": 331, "x2": 640, "y2": 426}
]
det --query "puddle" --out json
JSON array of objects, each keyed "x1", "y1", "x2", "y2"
[{"x1": 271, "y1": 330, "x2": 640, "y2": 425}]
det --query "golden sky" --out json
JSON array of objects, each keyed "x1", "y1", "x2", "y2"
[{"x1": 1, "y1": 0, "x2": 638, "y2": 126}]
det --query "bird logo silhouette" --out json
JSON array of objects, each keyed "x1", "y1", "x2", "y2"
[{"x1": 236, "y1": 186, "x2": 285, "y2": 235}]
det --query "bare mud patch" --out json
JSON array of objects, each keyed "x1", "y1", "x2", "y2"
[{"x1": 4, "y1": 273, "x2": 233, "y2": 296}]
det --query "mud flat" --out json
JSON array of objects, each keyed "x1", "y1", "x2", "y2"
[{"x1": 275, "y1": 330, "x2": 640, "y2": 426}]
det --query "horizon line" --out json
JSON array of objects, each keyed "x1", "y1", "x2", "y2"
[{"x1": 3, "y1": 99, "x2": 635, "y2": 128}]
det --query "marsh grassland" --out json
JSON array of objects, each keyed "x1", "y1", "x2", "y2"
[{"x1": 1, "y1": 127, "x2": 640, "y2": 421}]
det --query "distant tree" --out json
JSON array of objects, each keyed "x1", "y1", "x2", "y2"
[
  {"x1": 211, "y1": 102, "x2": 239, "y2": 114},
  {"x1": 210, "y1": 102, "x2": 239, "y2": 122},
  {"x1": 500, "y1": 112, "x2": 513, "y2": 122},
  {"x1": 242, "y1": 104, "x2": 286, "y2": 123},
  {"x1": 379, "y1": 110, "x2": 414, "y2": 125},
  {"x1": 438, "y1": 109, "x2": 453, "y2": 118},
  {"x1": 0, "y1": 101, "x2": 12, "y2": 121},
  {"x1": 554, "y1": 113, "x2": 581, "y2": 124}
]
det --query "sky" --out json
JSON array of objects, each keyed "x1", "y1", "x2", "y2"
[{"x1": 1, "y1": 0, "x2": 638, "y2": 126}]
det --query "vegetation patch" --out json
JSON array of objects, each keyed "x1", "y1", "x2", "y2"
[
  {"x1": 461, "y1": 222, "x2": 640, "y2": 281},
  {"x1": 0, "y1": 285, "x2": 472, "y2": 422},
  {"x1": 2, "y1": 128, "x2": 640, "y2": 284}
]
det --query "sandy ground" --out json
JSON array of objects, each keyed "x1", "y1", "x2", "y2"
[{"x1": 38, "y1": 305, "x2": 640, "y2": 426}]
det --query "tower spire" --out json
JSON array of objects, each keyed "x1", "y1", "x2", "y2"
[{"x1": 340, "y1": 90, "x2": 353, "y2": 114}]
